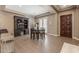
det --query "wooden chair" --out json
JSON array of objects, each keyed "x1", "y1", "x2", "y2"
[
  {"x1": 40, "y1": 29, "x2": 45, "y2": 39},
  {"x1": 32, "y1": 30, "x2": 36, "y2": 40},
  {"x1": 36, "y1": 30, "x2": 39, "y2": 40},
  {"x1": 30, "y1": 28, "x2": 34, "y2": 39}
]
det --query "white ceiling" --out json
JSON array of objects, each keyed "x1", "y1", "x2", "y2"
[
  {"x1": 59, "y1": 5, "x2": 72, "y2": 8},
  {"x1": 5, "y1": 5, "x2": 56, "y2": 16},
  {"x1": 53, "y1": 5, "x2": 73, "y2": 11}
]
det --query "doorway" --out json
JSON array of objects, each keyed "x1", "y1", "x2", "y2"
[{"x1": 60, "y1": 14, "x2": 72, "y2": 38}]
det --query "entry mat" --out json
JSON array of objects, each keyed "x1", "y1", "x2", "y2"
[{"x1": 61, "y1": 42, "x2": 79, "y2": 53}]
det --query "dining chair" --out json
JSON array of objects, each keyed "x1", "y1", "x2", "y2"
[{"x1": 40, "y1": 29, "x2": 45, "y2": 39}]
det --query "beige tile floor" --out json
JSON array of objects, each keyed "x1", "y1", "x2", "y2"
[{"x1": 14, "y1": 35, "x2": 79, "y2": 53}]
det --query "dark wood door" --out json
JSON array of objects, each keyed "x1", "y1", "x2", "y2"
[{"x1": 60, "y1": 14, "x2": 72, "y2": 38}]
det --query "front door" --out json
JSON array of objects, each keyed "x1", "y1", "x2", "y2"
[{"x1": 60, "y1": 14, "x2": 72, "y2": 38}]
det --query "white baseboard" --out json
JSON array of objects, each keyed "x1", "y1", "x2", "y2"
[
  {"x1": 47, "y1": 33, "x2": 60, "y2": 36},
  {"x1": 73, "y1": 37, "x2": 79, "y2": 40},
  {"x1": 47, "y1": 33, "x2": 79, "y2": 40}
]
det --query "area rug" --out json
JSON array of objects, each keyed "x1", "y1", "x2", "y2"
[{"x1": 61, "y1": 42, "x2": 79, "y2": 53}]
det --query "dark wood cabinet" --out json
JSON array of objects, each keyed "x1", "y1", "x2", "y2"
[{"x1": 14, "y1": 16, "x2": 29, "y2": 37}]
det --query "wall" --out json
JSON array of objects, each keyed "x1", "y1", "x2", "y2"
[
  {"x1": 47, "y1": 14, "x2": 58, "y2": 36},
  {"x1": 35, "y1": 13, "x2": 58, "y2": 36},
  {"x1": 74, "y1": 9, "x2": 79, "y2": 39},
  {"x1": 0, "y1": 10, "x2": 34, "y2": 37}
]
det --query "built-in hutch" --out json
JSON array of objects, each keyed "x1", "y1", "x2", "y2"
[{"x1": 14, "y1": 16, "x2": 29, "y2": 37}]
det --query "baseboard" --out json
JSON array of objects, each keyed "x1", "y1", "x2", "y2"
[
  {"x1": 47, "y1": 33, "x2": 60, "y2": 36},
  {"x1": 73, "y1": 37, "x2": 79, "y2": 40},
  {"x1": 47, "y1": 33, "x2": 79, "y2": 40}
]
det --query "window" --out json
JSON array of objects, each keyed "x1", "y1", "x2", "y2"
[{"x1": 39, "y1": 17, "x2": 48, "y2": 33}]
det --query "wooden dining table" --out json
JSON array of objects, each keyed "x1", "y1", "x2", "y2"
[{"x1": 30, "y1": 28, "x2": 45, "y2": 40}]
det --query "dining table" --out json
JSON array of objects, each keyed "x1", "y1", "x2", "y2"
[{"x1": 30, "y1": 28, "x2": 45, "y2": 40}]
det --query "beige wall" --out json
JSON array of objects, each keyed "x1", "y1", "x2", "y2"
[
  {"x1": 74, "y1": 9, "x2": 79, "y2": 38},
  {"x1": 35, "y1": 14, "x2": 58, "y2": 36},
  {"x1": 47, "y1": 14, "x2": 58, "y2": 36},
  {"x1": 0, "y1": 11, "x2": 34, "y2": 37}
]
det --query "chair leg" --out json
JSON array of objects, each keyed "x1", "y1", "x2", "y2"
[
  {"x1": 41, "y1": 34, "x2": 43, "y2": 39},
  {"x1": 36, "y1": 33, "x2": 39, "y2": 40},
  {"x1": 44, "y1": 33, "x2": 45, "y2": 38},
  {"x1": 33, "y1": 33, "x2": 35, "y2": 40},
  {"x1": 31, "y1": 33, "x2": 32, "y2": 39},
  {"x1": 42, "y1": 33, "x2": 45, "y2": 39},
  {"x1": 40, "y1": 33, "x2": 43, "y2": 39}
]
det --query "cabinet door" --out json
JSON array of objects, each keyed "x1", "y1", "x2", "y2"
[
  {"x1": 24, "y1": 18, "x2": 28, "y2": 29},
  {"x1": 14, "y1": 16, "x2": 23, "y2": 37},
  {"x1": 14, "y1": 16, "x2": 29, "y2": 37}
]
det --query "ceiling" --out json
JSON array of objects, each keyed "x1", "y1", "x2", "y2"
[
  {"x1": 1, "y1": 5, "x2": 76, "y2": 17},
  {"x1": 5, "y1": 5, "x2": 56, "y2": 16},
  {"x1": 52, "y1": 5, "x2": 74, "y2": 12}
]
